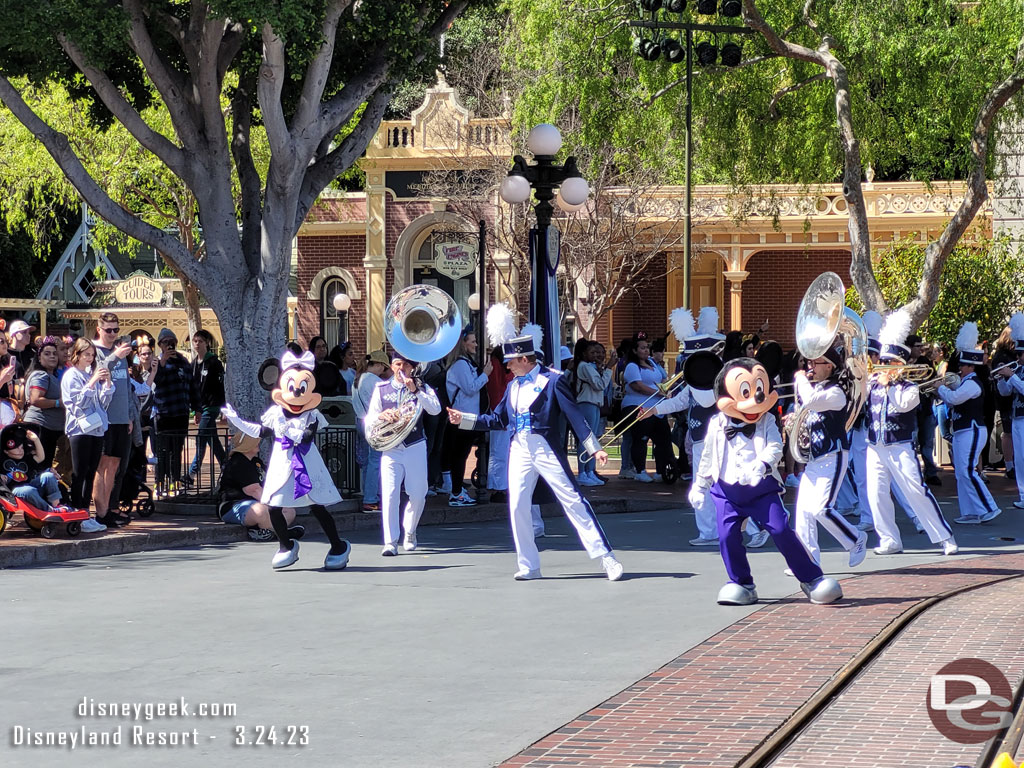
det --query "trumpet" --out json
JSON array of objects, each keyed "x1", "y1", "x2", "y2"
[
  {"x1": 917, "y1": 373, "x2": 961, "y2": 396},
  {"x1": 991, "y1": 360, "x2": 1022, "y2": 378}
]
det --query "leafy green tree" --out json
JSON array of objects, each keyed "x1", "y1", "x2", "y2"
[
  {"x1": 0, "y1": 0, "x2": 477, "y2": 414},
  {"x1": 846, "y1": 237, "x2": 1024, "y2": 347},
  {"x1": 506, "y1": 0, "x2": 1024, "y2": 329}
]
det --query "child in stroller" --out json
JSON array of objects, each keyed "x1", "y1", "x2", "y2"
[
  {"x1": 117, "y1": 440, "x2": 155, "y2": 518},
  {"x1": 1, "y1": 424, "x2": 90, "y2": 537}
]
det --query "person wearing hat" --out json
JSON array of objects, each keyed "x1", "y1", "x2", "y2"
[
  {"x1": 906, "y1": 333, "x2": 940, "y2": 486},
  {"x1": 364, "y1": 350, "x2": 442, "y2": 556},
  {"x1": 996, "y1": 312, "x2": 1024, "y2": 509},
  {"x1": 865, "y1": 311, "x2": 958, "y2": 556},
  {"x1": 352, "y1": 348, "x2": 391, "y2": 512},
  {"x1": 791, "y1": 346, "x2": 868, "y2": 568},
  {"x1": 936, "y1": 322, "x2": 1001, "y2": 525},
  {"x1": 8, "y1": 318, "x2": 37, "y2": 371},
  {"x1": 447, "y1": 328, "x2": 624, "y2": 582},
  {"x1": 216, "y1": 432, "x2": 303, "y2": 542}
]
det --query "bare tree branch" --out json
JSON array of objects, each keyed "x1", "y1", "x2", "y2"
[
  {"x1": 57, "y1": 35, "x2": 191, "y2": 181},
  {"x1": 258, "y1": 23, "x2": 295, "y2": 178},
  {"x1": 230, "y1": 72, "x2": 263, "y2": 277},
  {"x1": 294, "y1": 0, "x2": 352, "y2": 131},
  {"x1": 768, "y1": 72, "x2": 828, "y2": 118}
]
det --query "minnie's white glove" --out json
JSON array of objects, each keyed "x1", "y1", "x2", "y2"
[
  {"x1": 221, "y1": 403, "x2": 261, "y2": 438},
  {"x1": 687, "y1": 484, "x2": 708, "y2": 509}
]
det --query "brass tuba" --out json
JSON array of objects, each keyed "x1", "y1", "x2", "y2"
[
  {"x1": 788, "y1": 272, "x2": 869, "y2": 463},
  {"x1": 367, "y1": 285, "x2": 463, "y2": 451}
]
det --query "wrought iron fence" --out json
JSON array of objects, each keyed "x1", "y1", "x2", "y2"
[{"x1": 153, "y1": 426, "x2": 360, "y2": 503}]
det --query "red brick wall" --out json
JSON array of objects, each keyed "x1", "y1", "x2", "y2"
[
  {"x1": 735, "y1": 249, "x2": 853, "y2": 349},
  {"x1": 607, "y1": 253, "x2": 669, "y2": 348},
  {"x1": 296, "y1": 234, "x2": 367, "y2": 355}
]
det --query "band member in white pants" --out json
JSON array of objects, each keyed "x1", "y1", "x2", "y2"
[
  {"x1": 936, "y1": 322, "x2": 1001, "y2": 525},
  {"x1": 365, "y1": 352, "x2": 441, "y2": 556},
  {"x1": 447, "y1": 332, "x2": 623, "y2": 581},
  {"x1": 865, "y1": 314, "x2": 957, "y2": 556},
  {"x1": 792, "y1": 351, "x2": 868, "y2": 567},
  {"x1": 996, "y1": 313, "x2": 1024, "y2": 509}
]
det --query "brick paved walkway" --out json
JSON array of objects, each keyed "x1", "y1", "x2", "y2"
[{"x1": 498, "y1": 552, "x2": 1024, "y2": 768}]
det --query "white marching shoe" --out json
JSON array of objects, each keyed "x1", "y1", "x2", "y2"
[
  {"x1": 602, "y1": 554, "x2": 624, "y2": 581},
  {"x1": 848, "y1": 531, "x2": 868, "y2": 568}
]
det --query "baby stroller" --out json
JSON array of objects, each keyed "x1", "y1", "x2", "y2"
[
  {"x1": 0, "y1": 478, "x2": 89, "y2": 538},
  {"x1": 117, "y1": 443, "x2": 155, "y2": 518}
]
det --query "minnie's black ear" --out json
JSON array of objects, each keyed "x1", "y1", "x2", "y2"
[{"x1": 257, "y1": 358, "x2": 281, "y2": 392}]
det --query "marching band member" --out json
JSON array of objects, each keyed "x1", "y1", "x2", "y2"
[
  {"x1": 996, "y1": 312, "x2": 1024, "y2": 510},
  {"x1": 365, "y1": 351, "x2": 442, "y2": 556},
  {"x1": 792, "y1": 348, "x2": 868, "y2": 567},
  {"x1": 851, "y1": 310, "x2": 882, "y2": 533},
  {"x1": 936, "y1": 322, "x2": 1001, "y2": 524},
  {"x1": 447, "y1": 324, "x2": 624, "y2": 582},
  {"x1": 865, "y1": 310, "x2": 958, "y2": 556}
]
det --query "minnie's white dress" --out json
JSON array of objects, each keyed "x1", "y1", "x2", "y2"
[{"x1": 260, "y1": 406, "x2": 342, "y2": 507}]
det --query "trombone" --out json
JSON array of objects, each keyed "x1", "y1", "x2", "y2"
[{"x1": 582, "y1": 371, "x2": 684, "y2": 461}]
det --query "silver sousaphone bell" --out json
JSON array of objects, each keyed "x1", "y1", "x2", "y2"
[
  {"x1": 384, "y1": 284, "x2": 463, "y2": 364},
  {"x1": 368, "y1": 285, "x2": 463, "y2": 452}
]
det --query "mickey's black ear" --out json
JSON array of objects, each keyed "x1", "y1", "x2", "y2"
[{"x1": 257, "y1": 358, "x2": 281, "y2": 392}]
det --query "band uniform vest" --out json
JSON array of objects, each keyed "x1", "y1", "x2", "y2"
[
  {"x1": 1011, "y1": 367, "x2": 1024, "y2": 421},
  {"x1": 866, "y1": 381, "x2": 916, "y2": 445},
  {"x1": 802, "y1": 382, "x2": 851, "y2": 460},
  {"x1": 688, "y1": 400, "x2": 717, "y2": 443},
  {"x1": 948, "y1": 372, "x2": 985, "y2": 433}
]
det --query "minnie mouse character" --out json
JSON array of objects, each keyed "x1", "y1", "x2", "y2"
[
  {"x1": 222, "y1": 350, "x2": 350, "y2": 570},
  {"x1": 689, "y1": 357, "x2": 842, "y2": 606}
]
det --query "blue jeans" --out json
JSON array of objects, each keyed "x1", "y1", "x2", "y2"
[
  {"x1": 189, "y1": 411, "x2": 227, "y2": 477},
  {"x1": 13, "y1": 470, "x2": 61, "y2": 511},
  {"x1": 357, "y1": 429, "x2": 381, "y2": 504},
  {"x1": 577, "y1": 403, "x2": 601, "y2": 475}
]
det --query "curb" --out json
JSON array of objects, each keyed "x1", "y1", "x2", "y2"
[{"x1": 0, "y1": 497, "x2": 675, "y2": 569}]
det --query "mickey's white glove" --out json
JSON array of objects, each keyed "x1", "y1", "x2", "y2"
[
  {"x1": 688, "y1": 484, "x2": 708, "y2": 509},
  {"x1": 738, "y1": 462, "x2": 768, "y2": 487},
  {"x1": 221, "y1": 403, "x2": 261, "y2": 438}
]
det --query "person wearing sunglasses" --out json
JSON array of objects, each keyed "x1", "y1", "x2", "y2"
[{"x1": 91, "y1": 313, "x2": 135, "y2": 527}]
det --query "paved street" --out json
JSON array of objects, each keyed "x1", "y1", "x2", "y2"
[{"x1": 3, "y1": 490, "x2": 1021, "y2": 768}]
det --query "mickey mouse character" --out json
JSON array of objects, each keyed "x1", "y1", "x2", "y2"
[
  {"x1": 689, "y1": 357, "x2": 843, "y2": 605},
  {"x1": 222, "y1": 350, "x2": 350, "y2": 570}
]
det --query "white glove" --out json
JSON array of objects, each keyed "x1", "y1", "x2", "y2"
[
  {"x1": 283, "y1": 420, "x2": 307, "y2": 444},
  {"x1": 221, "y1": 403, "x2": 261, "y2": 438},
  {"x1": 687, "y1": 484, "x2": 707, "y2": 509}
]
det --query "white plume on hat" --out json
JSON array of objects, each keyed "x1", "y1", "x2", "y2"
[
  {"x1": 697, "y1": 306, "x2": 719, "y2": 336},
  {"x1": 1009, "y1": 312, "x2": 1024, "y2": 342},
  {"x1": 955, "y1": 321, "x2": 979, "y2": 353},
  {"x1": 878, "y1": 309, "x2": 912, "y2": 348},
  {"x1": 486, "y1": 303, "x2": 518, "y2": 348},
  {"x1": 669, "y1": 307, "x2": 695, "y2": 343},
  {"x1": 521, "y1": 322, "x2": 543, "y2": 354},
  {"x1": 862, "y1": 310, "x2": 883, "y2": 339}
]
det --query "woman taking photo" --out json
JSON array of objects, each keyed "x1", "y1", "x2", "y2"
[
  {"x1": 22, "y1": 339, "x2": 65, "y2": 469},
  {"x1": 575, "y1": 341, "x2": 611, "y2": 486},
  {"x1": 444, "y1": 328, "x2": 492, "y2": 506},
  {"x1": 623, "y1": 335, "x2": 674, "y2": 483},
  {"x1": 61, "y1": 338, "x2": 113, "y2": 533}
]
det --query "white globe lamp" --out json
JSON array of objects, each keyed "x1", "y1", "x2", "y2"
[
  {"x1": 499, "y1": 174, "x2": 532, "y2": 204},
  {"x1": 556, "y1": 189, "x2": 586, "y2": 213},
  {"x1": 467, "y1": 293, "x2": 481, "y2": 312},
  {"x1": 526, "y1": 124, "x2": 562, "y2": 157},
  {"x1": 559, "y1": 176, "x2": 590, "y2": 207},
  {"x1": 332, "y1": 293, "x2": 351, "y2": 313}
]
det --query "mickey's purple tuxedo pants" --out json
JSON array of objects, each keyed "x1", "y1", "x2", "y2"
[{"x1": 711, "y1": 476, "x2": 823, "y2": 587}]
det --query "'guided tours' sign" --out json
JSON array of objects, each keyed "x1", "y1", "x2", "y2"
[
  {"x1": 433, "y1": 242, "x2": 477, "y2": 280},
  {"x1": 114, "y1": 273, "x2": 164, "y2": 305}
]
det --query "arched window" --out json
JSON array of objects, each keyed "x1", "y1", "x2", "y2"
[{"x1": 321, "y1": 278, "x2": 349, "y2": 350}]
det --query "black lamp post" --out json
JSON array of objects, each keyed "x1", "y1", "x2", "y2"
[
  {"x1": 631, "y1": 11, "x2": 754, "y2": 310},
  {"x1": 499, "y1": 124, "x2": 590, "y2": 368}
]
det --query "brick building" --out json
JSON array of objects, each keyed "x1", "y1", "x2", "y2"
[{"x1": 295, "y1": 79, "x2": 991, "y2": 360}]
